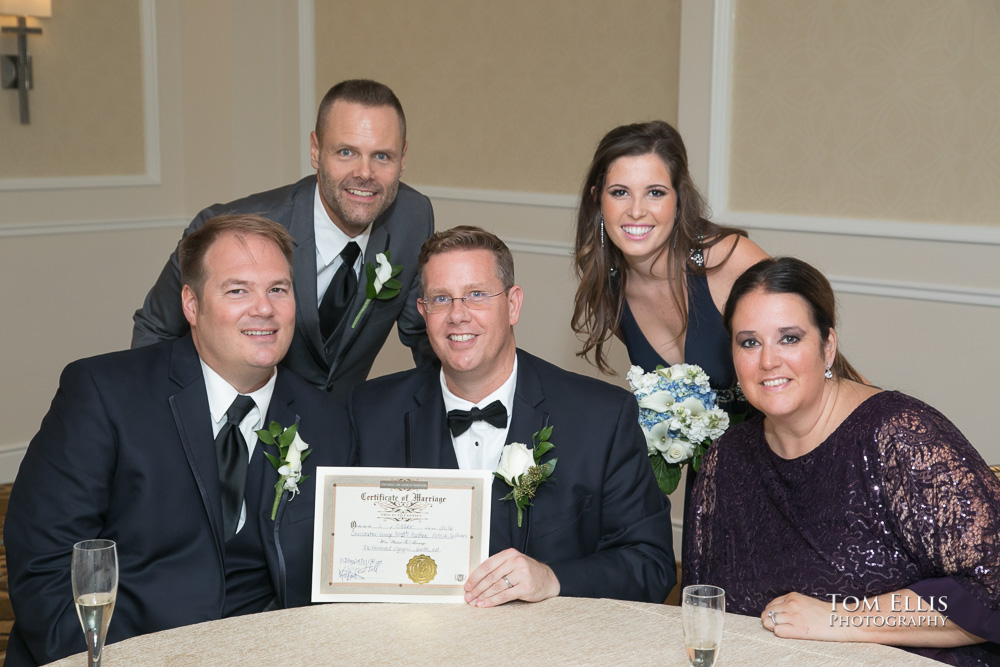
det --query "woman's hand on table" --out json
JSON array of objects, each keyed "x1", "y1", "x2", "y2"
[
  {"x1": 762, "y1": 590, "x2": 984, "y2": 647},
  {"x1": 762, "y1": 592, "x2": 842, "y2": 641},
  {"x1": 464, "y1": 548, "x2": 560, "y2": 607}
]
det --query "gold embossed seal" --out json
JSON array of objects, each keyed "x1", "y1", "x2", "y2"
[{"x1": 406, "y1": 554, "x2": 437, "y2": 584}]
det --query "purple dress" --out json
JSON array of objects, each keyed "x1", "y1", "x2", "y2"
[{"x1": 684, "y1": 391, "x2": 1000, "y2": 665}]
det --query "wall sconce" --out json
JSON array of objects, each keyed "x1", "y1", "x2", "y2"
[{"x1": 0, "y1": 0, "x2": 51, "y2": 124}]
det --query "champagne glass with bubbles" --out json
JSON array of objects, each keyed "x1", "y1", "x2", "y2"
[
  {"x1": 682, "y1": 585, "x2": 725, "y2": 667},
  {"x1": 72, "y1": 540, "x2": 117, "y2": 666}
]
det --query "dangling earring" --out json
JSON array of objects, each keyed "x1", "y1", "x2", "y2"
[
  {"x1": 825, "y1": 365, "x2": 833, "y2": 379},
  {"x1": 600, "y1": 215, "x2": 605, "y2": 249},
  {"x1": 672, "y1": 227, "x2": 679, "y2": 250}
]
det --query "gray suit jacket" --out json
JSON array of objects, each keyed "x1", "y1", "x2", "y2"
[{"x1": 131, "y1": 176, "x2": 435, "y2": 399}]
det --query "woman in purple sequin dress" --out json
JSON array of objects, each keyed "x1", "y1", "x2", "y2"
[{"x1": 684, "y1": 258, "x2": 1000, "y2": 665}]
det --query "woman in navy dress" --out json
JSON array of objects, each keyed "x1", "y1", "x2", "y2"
[
  {"x1": 572, "y1": 120, "x2": 767, "y2": 410},
  {"x1": 571, "y1": 121, "x2": 769, "y2": 526}
]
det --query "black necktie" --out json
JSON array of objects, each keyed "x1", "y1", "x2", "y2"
[
  {"x1": 319, "y1": 241, "x2": 362, "y2": 339},
  {"x1": 216, "y1": 395, "x2": 256, "y2": 540},
  {"x1": 447, "y1": 400, "x2": 508, "y2": 437}
]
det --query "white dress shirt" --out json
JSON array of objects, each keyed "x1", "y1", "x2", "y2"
[
  {"x1": 314, "y1": 189, "x2": 371, "y2": 306},
  {"x1": 441, "y1": 358, "x2": 518, "y2": 472},
  {"x1": 200, "y1": 360, "x2": 277, "y2": 533}
]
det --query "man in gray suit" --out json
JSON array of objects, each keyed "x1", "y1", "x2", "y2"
[{"x1": 132, "y1": 79, "x2": 435, "y2": 398}]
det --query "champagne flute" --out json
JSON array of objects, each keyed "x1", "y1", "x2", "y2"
[
  {"x1": 72, "y1": 540, "x2": 118, "y2": 666},
  {"x1": 682, "y1": 584, "x2": 725, "y2": 667}
]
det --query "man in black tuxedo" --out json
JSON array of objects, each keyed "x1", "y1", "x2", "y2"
[
  {"x1": 350, "y1": 226, "x2": 675, "y2": 606},
  {"x1": 5, "y1": 216, "x2": 354, "y2": 666},
  {"x1": 132, "y1": 79, "x2": 435, "y2": 399}
]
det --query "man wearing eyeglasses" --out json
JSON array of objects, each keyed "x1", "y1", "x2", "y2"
[{"x1": 349, "y1": 226, "x2": 675, "y2": 606}]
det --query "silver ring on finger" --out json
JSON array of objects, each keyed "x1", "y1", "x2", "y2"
[
  {"x1": 769, "y1": 610, "x2": 778, "y2": 626},
  {"x1": 502, "y1": 575, "x2": 514, "y2": 589}
]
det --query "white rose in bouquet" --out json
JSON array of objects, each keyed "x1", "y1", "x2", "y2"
[{"x1": 664, "y1": 439, "x2": 695, "y2": 464}]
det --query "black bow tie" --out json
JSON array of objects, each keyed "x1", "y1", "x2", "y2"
[{"x1": 447, "y1": 400, "x2": 508, "y2": 437}]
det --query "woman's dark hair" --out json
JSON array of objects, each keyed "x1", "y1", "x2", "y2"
[
  {"x1": 722, "y1": 257, "x2": 865, "y2": 383},
  {"x1": 571, "y1": 120, "x2": 748, "y2": 374}
]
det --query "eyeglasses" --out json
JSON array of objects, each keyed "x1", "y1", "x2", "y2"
[{"x1": 419, "y1": 289, "x2": 508, "y2": 313}]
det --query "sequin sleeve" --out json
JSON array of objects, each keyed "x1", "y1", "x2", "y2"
[
  {"x1": 682, "y1": 440, "x2": 721, "y2": 588},
  {"x1": 875, "y1": 397, "x2": 1000, "y2": 641}
]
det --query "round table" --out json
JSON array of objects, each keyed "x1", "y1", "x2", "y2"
[{"x1": 49, "y1": 597, "x2": 938, "y2": 666}]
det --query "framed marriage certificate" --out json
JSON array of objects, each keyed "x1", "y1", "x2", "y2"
[{"x1": 311, "y1": 467, "x2": 493, "y2": 603}]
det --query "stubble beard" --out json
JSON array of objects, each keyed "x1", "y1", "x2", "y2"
[{"x1": 318, "y1": 170, "x2": 400, "y2": 233}]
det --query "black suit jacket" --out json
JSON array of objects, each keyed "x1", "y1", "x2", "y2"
[
  {"x1": 130, "y1": 176, "x2": 435, "y2": 399},
  {"x1": 4, "y1": 337, "x2": 353, "y2": 666},
  {"x1": 350, "y1": 350, "x2": 676, "y2": 603}
]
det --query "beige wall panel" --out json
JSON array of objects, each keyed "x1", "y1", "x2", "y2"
[
  {"x1": 176, "y1": 0, "x2": 304, "y2": 207},
  {"x1": 429, "y1": 196, "x2": 576, "y2": 243},
  {"x1": 0, "y1": 226, "x2": 184, "y2": 481},
  {"x1": 728, "y1": 0, "x2": 1000, "y2": 225},
  {"x1": 0, "y1": 0, "x2": 185, "y2": 226},
  {"x1": 836, "y1": 293, "x2": 1000, "y2": 464},
  {"x1": 744, "y1": 228, "x2": 1000, "y2": 290},
  {"x1": 314, "y1": 0, "x2": 681, "y2": 194},
  {"x1": 0, "y1": 0, "x2": 145, "y2": 177}
]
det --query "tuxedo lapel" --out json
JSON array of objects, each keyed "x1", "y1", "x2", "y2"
[
  {"x1": 259, "y1": 383, "x2": 298, "y2": 524},
  {"x1": 167, "y1": 337, "x2": 226, "y2": 560},
  {"x1": 493, "y1": 351, "x2": 550, "y2": 555},
  {"x1": 258, "y1": 373, "x2": 300, "y2": 607},
  {"x1": 288, "y1": 179, "x2": 325, "y2": 363},
  {"x1": 404, "y1": 369, "x2": 459, "y2": 470}
]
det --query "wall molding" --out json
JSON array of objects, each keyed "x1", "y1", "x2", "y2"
[
  {"x1": 720, "y1": 210, "x2": 1000, "y2": 245},
  {"x1": 705, "y1": 0, "x2": 1000, "y2": 246},
  {"x1": 504, "y1": 236, "x2": 1000, "y2": 308},
  {"x1": 418, "y1": 184, "x2": 578, "y2": 210},
  {"x1": 0, "y1": 0, "x2": 162, "y2": 192},
  {"x1": 0, "y1": 216, "x2": 186, "y2": 238},
  {"x1": 9, "y1": 212, "x2": 993, "y2": 308},
  {"x1": 504, "y1": 237, "x2": 575, "y2": 258},
  {"x1": 422, "y1": 181, "x2": 1000, "y2": 245},
  {"x1": 297, "y1": 0, "x2": 316, "y2": 177}
]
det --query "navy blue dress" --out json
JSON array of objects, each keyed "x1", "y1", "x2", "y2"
[
  {"x1": 619, "y1": 271, "x2": 742, "y2": 412},
  {"x1": 618, "y1": 269, "x2": 747, "y2": 556}
]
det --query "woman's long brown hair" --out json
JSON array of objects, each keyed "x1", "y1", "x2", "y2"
[{"x1": 572, "y1": 120, "x2": 747, "y2": 374}]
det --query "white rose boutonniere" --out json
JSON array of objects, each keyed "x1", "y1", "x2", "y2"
[
  {"x1": 494, "y1": 426, "x2": 557, "y2": 528},
  {"x1": 495, "y1": 442, "x2": 534, "y2": 482},
  {"x1": 257, "y1": 421, "x2": 313, "y2": 520},
  {"x1": 351, "y1": 251, "x2": 403, "y2": 328}
]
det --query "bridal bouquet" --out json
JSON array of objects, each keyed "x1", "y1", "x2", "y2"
[{"x1": 627, "y1": 364, "x2": 729, "y2": 496}]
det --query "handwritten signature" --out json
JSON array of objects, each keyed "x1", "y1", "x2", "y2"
[{"x1": 338, "y1": 557, "x2": 383, "y2": 582}]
